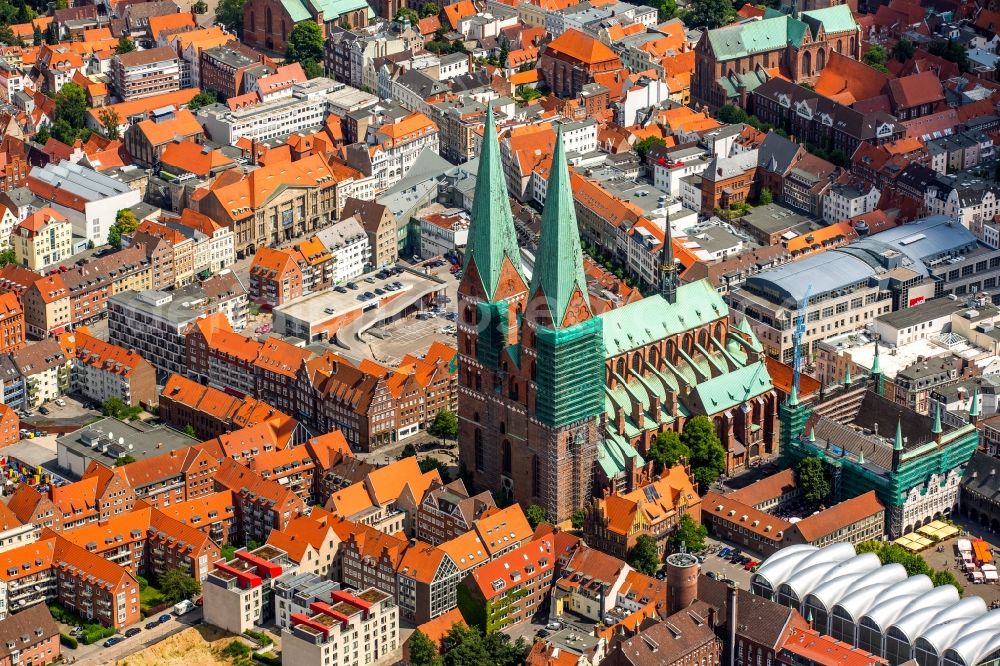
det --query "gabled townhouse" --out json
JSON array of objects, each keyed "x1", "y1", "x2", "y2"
[
  {"x1": 340, "y1": 197, "x2": 398, "y2": 270},
  {"x1": 324, "y1": 456, "x2": 440, "y2": 535},
  {"x1": 0, "y1": 532, "x2": 141, "y2": 627},
  {"x1": 249, "y1": 247, "x2": 304, "y2": 308},
  {"x1": 0, "y1": 291, "x2": 25, "y2": 355},
  {"x1": 265, "y1": 511, "x2": 342, "y2": 579},
  {"x1": 59, "y1": 329, "x2": 157, "y2": 408},
  {"x1": 123, "y1": 109, "x2": 204, "y2": 168},
  {"x1": 11, "y1": 339, "x2": 71, "y2": 408},
  {"x1": 185, "y1": 313, "x2": 261, "y2": 397},
  {"x1": 158, "y1": 373, "x2": 295, "y2": 441},
  {"x1": 414, "y1": 479, "x2": 496, "y2": 545},
  {"x1": 6, "y1": 465, "x2": 135, "y2": 531},
  {"x1": 214, "y1": 458, "x2": 308, "y2": 544},
  {"x1": 156, "y1": 490, "x2": 239, "y2": 547}
]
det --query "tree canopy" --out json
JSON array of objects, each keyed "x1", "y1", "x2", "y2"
[
  {"x1": 669, "y1": 513, "x2": 708, "y2": 553},
  {"x1": 681, "y1": 416, "x2": 727, "y2": 487},
  {"x1": 409, "y1": 630, "x2": 442, "y2": 666},
  {"x1": 159, "y1": 567, "x2": 201, "y2": 603},
  {"x1": 99, "y1": 108, "x2": 121, "y2": 140},
  {"x1": 634, "y1": 136, "x2": 666, "y2": 161},
  {"x1": 648, "y1": 431, "x2": 690, "y2": 474},
  {"x1": 525, "y1": 504, "x2": 546, "y2": 529},
  {"x1": 116, "y1": 36, "x2": 136, "y2": 54},
  {"x1": 683, "y1": 0, "x2": 733, "y2": 29},
  {"x1": 286, "y1": 21, "x2": 325, "y2": 78},
  {"x1": 429, "y1": 409, "x2": 458, "y2": 440},
  {"x1": 52, "y1": 82, "x2": 89, "y2": 145},
  {"x1": 628, "y1": 535, "x2": 661, "y2": 575},
  {"x1": 215, "y1": 0, "x2": 247, "y2": 35},
  {"x1": 187, "y1": 91, "x2": 218, "y2": 111},
  {"x1": 796, "y1": 456, "x2": 830, "y2": 505}
]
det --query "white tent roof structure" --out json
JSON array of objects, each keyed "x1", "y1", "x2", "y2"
[{"x1": 752, "y1": 544, "x2": 1000, "y2": 666}]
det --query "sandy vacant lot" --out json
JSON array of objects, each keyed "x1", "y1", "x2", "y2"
[{"x1": 115, "y1": 626, "x2": 238, "y2": 666}]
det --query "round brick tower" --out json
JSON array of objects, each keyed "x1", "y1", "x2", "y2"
[{"x1": 666, "y1": 552, "x2": 700, "y2": 615}]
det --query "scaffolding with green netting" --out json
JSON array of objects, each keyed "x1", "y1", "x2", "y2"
[
  {"x1": 533, "y1": 318, "x2": 604, "y2": 428},
  {"x1": 476, "y1": 300, "x2": 510, "y2": 369}
]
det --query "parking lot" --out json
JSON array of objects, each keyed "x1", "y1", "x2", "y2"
[
  {"x1": 697, "y1": 537, "x2": 760, "y2": 589},
  {"x1": 366, "y1": 311, "x2": 457, "y2": 366}
]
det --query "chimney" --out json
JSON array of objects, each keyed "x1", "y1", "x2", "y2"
[
  {"x1": 727, "y1": 584, "x2": 738, "y2": 666},
  {"x1": 708, "y1": 606, "x2": 717, "y2": 629}
]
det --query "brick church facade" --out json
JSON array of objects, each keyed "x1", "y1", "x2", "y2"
[
  {"x1": 243, "y1": 0, "x2": 370, "y2": 54},
  {"x1": 458, "y1": 109, "x2": 778, "y2": 523},
  {"x1": 693, "y1": 5, "x2": 861, "y2": 109}
]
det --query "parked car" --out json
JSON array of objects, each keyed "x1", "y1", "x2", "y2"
[
  {"x1": 103, "y1": 637, "x2": 122, "y2": 648},
  {"x1": 374, "y1": 288, "x2": 385, "y2": 296},
  {"x1": 335, "y1": 286, "x2": 347, "y2": 293},
  {"x1": 145, "y1": 621, "x2": 160, "y2": 630},
  {"x1": 347, "y1": 282, "x2": 359, "y2": 290},
  {"x1": 324, "y1": 307, "x2": 336, "y2": 315},
  {"x1": 54, "y1": 398, "x2": 66, "y2": 407},
  {"x1": 706, "y1": 571, "x2": 718, "y2": 580},
  {"x1": 38, "y1": 406, "x2": 49, "y2": 415},
  {"x1": 158, "y1": 614, "x2": 171, "y2": 623},
  {"x1": 124, "y1": 628, "x2": 141, "y2": 638}
]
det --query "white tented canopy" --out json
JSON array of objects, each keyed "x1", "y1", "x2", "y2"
[
  {"x1": 971, "y1": 571, "x2": 985, "y2": 581},
  {"x1": 958, "y1": 539, "x2": 973, "y2": 554},
  {"x1": 985, "y1": 570, "x2": 998, "y2": 581}
]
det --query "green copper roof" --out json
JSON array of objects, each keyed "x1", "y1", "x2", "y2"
[
  {"x1": 970, "y1": 387, "x2": 981, "y2": 417},
  {"x1": 280, "y1": 0, "x2": 373, "y2": 23},
  {"x1": 789, "y1": 384, "x2": 799, "y2": 406},
  {"x1": 690, "y1": 361, "x2": 773, "y2": 415},
  {"x1": 706, "y1": 6, "x2": 856, "y2": 61},
  {"x1": 843, "y1": 364, "x2": 851, "y2": 385},
  {"x1": 599, "y1": 431, "x2": 644, "y2": 478},
  {"x1": 600, "y1": 280, "x2": 727, "y2": 357},
  {"x1": 871, "y1": 342, "x2": 881, "y2": 375},
  {"x1": 932, "y1": 403, "x2": 942, "y2": 434},
  {"x1": 894, "y1": 419, "x2": 903, "y2": 451},
  {"x1": 465, "y1": 106, "x2": 524, "y2": 299},
  {"x1": 800, "y1": 5, "x2": 858, "y2": 35},
  {"x1": 528, "y1": 129, "x2": 591, "y2": 328}
]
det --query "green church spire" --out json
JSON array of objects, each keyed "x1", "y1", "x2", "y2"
[
  {"x1": 970, "y1": 387, "x2": 981, "y2": 418},
  {"x1": 932, "y1": 403, "x2": 942, "y2": 435},
  {"x1": 465, "y1": 105, "x2": 523, "y2": 299},
  {"x1": 858, "y1": 449, "x2": 865, "y2": 465},
  {"x1": 843, "y1": 364, "x2": 851, "y2": 386},
  {"x1": 528, "y1": 128, "x2": 591, "y2": 328},
  {"x1": 789, "y1": 384, "x2": 799, "y2": 406},
  {"x1": 871, "y1": 341, "x2": 881, "y2": 375},
  {"x1": 894, "y1": 419, "x2": 903, "y2": 451}
]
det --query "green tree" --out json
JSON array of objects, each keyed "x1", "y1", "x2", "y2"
[
  {"x1": 116, "y1": 209, "x2": 138, "y2": 233},
  {"x1": 659, "y1": 0, "x2": 679, "y2": 20},
  {"x1": 116, "y1": 36, "x2": 136, "y2": 54},
  {"x1": 286, "y1": 21, "x2": 324, "y2": 64},
  {"x1": 681, "y1": 416, "x2": 727, "y2": 487},
  {"x1": 0, "y1": 249, "x2": 15, "y2": 267},
  {"x1": 45, "y1": 22, "x2": 58, "y2": 45},
  {"x1": 717, "y1": 104, "x2": 749, "y2": 124},
  {"x1": 927, "y1": 39, "x2": 970, "y2": 72},
  {"x1": 418, "y1": 457, "x2": 450, "y2": 478},
  {"x1": 420, "y1": 2, "x2": 439, "y2": 16},
  {"x1": 892, "y1": 38, "x2": 915, "y2": 62},
  {"x1": 102, "y1": 396, "x2": 127, "y2": 418},
  {"x1": 796, "y1": 456, "x2": 830, "y2": 505},
  {"x1": 32, "y1": 23, "x2": 42, "y2": 46},
  {"x1": 215, "y1": 0, "x2": 247, "y2": 35},
  {"x1": 409, "y1": 630, "x2": 442, "y2": 666},
  {"x1": 931, "y1": 569, "x2": 965, "y2": 595},
  {"x1": 483, "y1": 632, "x2": 530, "y2": 666},
  {"x1": 441, "y1": 624, "x2": 489, "y2": 666},
  {"x1": 759, "y1": 187, "x2": 773, "y2": 205},
  {"x1": 51, "y1": 83, "x2": 90, "y2": 145},
  {"x1": 683, "y1": 0, "x2": 733, "y2": 29},
  {"x1": 516, "y1": 86, "x2": 542, "y2": 102},
  {"x1": 182, "y1": 424, "x2": 197, "y2": 438},
  {"x1": 301, "y1": 59, "x2": 324, "y2": 79},
  {"x1": 396, "y1": 6, "x2": 419, "y2": 23},
  {"x1": 192, "y1": 0, "x2": 208, "y2": 12},
  {"x1": 114, "y1": 454, "x2": 136, "y2": 466},
  {"x1": 863, "y1": 45, "x2": 887, "y2": 68},
  {"x1": 828, "y1": 148, "x2": 847, "y2": 167},
  {"x1": 628, "y1": 534, "x2": 661, "y2": 575},
  {"x1": 429, "y1": 408, "x2": 458, "y2": 440},
  {"x1": 525, "y1": 504, "x2": 545, "y2": 529},
  {"x1": 571, "y1": 508, "x2": 586, "y2": 529},
  {"x1": 99, "y1": 108, "x2": 121, "y2": 139},
  {"x1": 634, "y1": 135, "x2": 666, "y2": 161},
  {"x1": 187, "y1": 91, "x2": 218, "y2": 111},
  {"x1": 160, "y1": 566, "x2": 200, "y2": 603},
  {"x1": 399, "y1": 442, "x2": 418, "y2": 459},
  {"x1": 669, "y1": 513, "x2": 708, "y2": 552},
  {"x1": 648, "y1": 430, "x2": 690, "y2": 474},
  {"x1": 33, "y1": 125, "x2": 49, "y2": 145}
]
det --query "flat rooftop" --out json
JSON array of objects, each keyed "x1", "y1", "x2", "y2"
[
  {"x1": 274, "y1": 268, "x2": 444, "y2": 329},
  {"x1": 56, "y1": 417, "x2": 198, "y2": 477}
]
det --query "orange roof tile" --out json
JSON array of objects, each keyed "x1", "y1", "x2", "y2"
[
  {"x1": 443, "y1": 0, "x2": 475, "y2": 28},
  {"x1": 160, "y1": 139, "x2": 234, "y2": 177},
  {"x1": 266, "y1": 513, "x2": 339, "y2": 563},
  {"x1": 397, "y1": 540, "x2": 447, "y2": 584},
  {"x1": 85, "y1": 88, "x2": 199, "y2": 128},
  {"x1": 470, "y1": 535, "x2": 554, "y2": 600},
  {"x1": 545, "y1": 29, "x2": 620, "y2": 66},
  {"x1": 473, "y1": 504, "x2": 532, "y2": 556},
  {"x1": 136, "y1": 109, "x2": 203, "y2": 147},
  {"x1": 147, "y1": 11, "x2": 196, "y2": 38}
]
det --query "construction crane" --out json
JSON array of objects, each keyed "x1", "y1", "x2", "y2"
[{"x1": 791, "y1": 284, "x2": 813, "y2": 398}]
